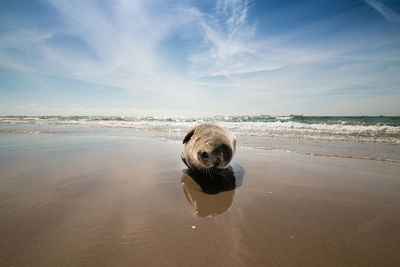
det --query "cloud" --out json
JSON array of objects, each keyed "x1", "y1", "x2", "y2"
[
  {"x1": 44, "y1": 0, "x2": 184, "y2": 87},
  {"x1": 365, "y1": 0, "x2": 400, "y2": 24},
  {"x1": 187, "y1": 0, "x2": 291, "y2": 77}
]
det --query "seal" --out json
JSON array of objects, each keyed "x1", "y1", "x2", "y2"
[{"x1": 181, "y1": 123, "x2": 236, "y2": 172}]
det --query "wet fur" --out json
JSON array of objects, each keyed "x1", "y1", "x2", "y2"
[{"x1": 181, "y1": 124, "x2": 236, "y2": 173}]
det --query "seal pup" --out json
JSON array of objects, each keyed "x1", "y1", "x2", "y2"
[{"x1": 181, "y1": 123, "x2": 236, "y2": 173}]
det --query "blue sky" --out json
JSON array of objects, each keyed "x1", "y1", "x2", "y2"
[{"x1": 0, "y1": 0, "x2": 399, "y2": 116}]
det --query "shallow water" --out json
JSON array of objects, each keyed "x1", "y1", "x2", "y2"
[{"x1": 1, "y1": 117, "x2": 400, "y2": 162}]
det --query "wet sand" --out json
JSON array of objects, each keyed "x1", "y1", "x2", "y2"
[{"x1": 1, "y1": 134, "x2": 400, "y2": 266}]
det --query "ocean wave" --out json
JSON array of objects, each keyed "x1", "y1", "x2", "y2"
[{"x1": 1, "y1": 116, "x2": 400, "y2": 143}]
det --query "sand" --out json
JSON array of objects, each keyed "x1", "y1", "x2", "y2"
[{"x1": 1, "y1": 134, "x2": 400, "y2": 267}]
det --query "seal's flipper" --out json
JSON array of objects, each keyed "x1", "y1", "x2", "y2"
[
  {"x1": 181, "y1": 153, "x2": 190, "y2": 168},
  {"x1": 183, "y1": 129, "x2": 195, "y2": 144}
]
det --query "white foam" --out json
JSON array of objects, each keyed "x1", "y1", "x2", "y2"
[{"x1": 1, "y1": 117, "x2": 399, "y2": 143}]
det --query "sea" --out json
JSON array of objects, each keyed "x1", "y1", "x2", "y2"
[{"x1": 1, "y1": 115, "x2": 399, "y2": 162}]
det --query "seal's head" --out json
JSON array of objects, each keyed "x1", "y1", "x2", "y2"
[{"x1": 181, "y1": 124, "x2": 236, "y2": 172}]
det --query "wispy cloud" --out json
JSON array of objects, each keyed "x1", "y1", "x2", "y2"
[
  {"x1": 0, "y1": 0, "x2": 209, "y2": 112},
  {"x1": 365, "y1": 0, "x2": 400, "y2": 24},
  {"x1": 44, "y1": 0, "x2": 186, "y2": 90},
  {"x1": 187, "y1": 0, "x2": 293, "y2": 77}
]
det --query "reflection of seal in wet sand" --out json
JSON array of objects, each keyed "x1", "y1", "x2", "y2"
[
  {"x1": 181, "y1": 124, "x2": 236, "y2": 172},
  {"x1": 181, "y1": 163, "x2": 244, "y2": 217}
]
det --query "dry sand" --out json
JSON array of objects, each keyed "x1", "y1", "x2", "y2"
[{"x1": 1, "y1": 134, "x2": 400, "y2": 266}]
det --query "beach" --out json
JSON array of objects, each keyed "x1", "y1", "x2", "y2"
[{"x1": 1, "y1": 131, "x2": 400, "y2": 266}]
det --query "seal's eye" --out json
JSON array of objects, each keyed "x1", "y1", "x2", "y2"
[
  {"x1": 200, "y1": 151, "x2": 209, "y2": 159},
  {"x1": 219, "y1": 144, "x2": 232, "y2": 161}
]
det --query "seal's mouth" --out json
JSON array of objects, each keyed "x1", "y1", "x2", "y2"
[
  {"x1": 198, "y1": 161, "x2": 229, "y2": 175},
  {"x1": 198, "y1": 166, "x2": 223, "y2": 176}
]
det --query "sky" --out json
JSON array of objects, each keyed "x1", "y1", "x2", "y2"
[{"x1": 0, "y1": 0, "x2": 399, "y2": 116}]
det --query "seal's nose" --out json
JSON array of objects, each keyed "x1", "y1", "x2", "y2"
[{"x1": 200, "y1": 151, "x2": 209, "y2": 159}]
